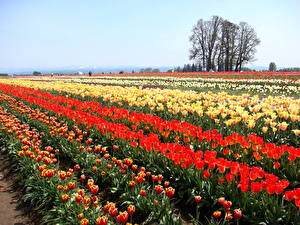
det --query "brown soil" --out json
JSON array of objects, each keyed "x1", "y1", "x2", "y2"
[{"x1": 0, "y1": 154, "x2": 35, "y2": 225}]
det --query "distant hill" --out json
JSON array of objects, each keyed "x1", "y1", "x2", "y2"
[
  {"x1": 0, "y1": 65, "x2": 294, "y2": 75},
  {"x1": 0, "y1": 66, "x2": 174, "y2": 75}
]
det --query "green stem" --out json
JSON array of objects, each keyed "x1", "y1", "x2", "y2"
[{"x1": 196, "y1": 204, "x2": 200, "y2": 222}]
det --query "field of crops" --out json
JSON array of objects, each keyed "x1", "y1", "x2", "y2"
[{"x1": 0, "y1": 72, "x2": 299, "y2": 225}]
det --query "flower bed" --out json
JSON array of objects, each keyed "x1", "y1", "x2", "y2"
[{"x1": 0, "y1": 77, "x2": 299, "y2": 224}]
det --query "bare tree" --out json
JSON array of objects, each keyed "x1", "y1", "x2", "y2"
[
  {"x1": 234, "y1": 22, "x2": 260, "y2": 71},
  {"x1": 206, "y1": 16, "x2": 222, "y2": 71},
  {"x1": 189, "y1": 16, "x2": 260, "y2": 71},
  {"x1": 189, "y1": 16, "x2": 222, "y2": 71},
  {"x1": 189, "y1": 19, "x2": 207, "y2": 71},
  {"x1": 220, "y1": 20, "x2": 239, "y2": 71}
]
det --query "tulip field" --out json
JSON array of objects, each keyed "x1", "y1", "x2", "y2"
[{"x1": 0, "y1": 72, "x2": 299, "y2": 224}]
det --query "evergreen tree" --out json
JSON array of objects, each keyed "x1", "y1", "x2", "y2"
[
  {"x1": 191, "y1": 63, "x2": 196, "y2": 72},
  {"x1": 269, "y1": 62, "x2": 277, "y2": 71},
  {"x1": 186, "y1": 64, "x2": 191, "y2": 72}
]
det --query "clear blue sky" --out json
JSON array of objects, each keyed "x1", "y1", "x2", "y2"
[{"x1": 0, "y1": 0, "x2": 299, "y2": 72}]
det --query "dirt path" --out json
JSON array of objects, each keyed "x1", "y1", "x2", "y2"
[{"x1": 0, "y1": 155, "x2": 34, "y2": 225}]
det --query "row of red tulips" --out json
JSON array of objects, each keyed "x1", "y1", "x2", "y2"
[
  {"x1": 0, "y1": 102, "x2": 106, "y2": 224},
  {"x1": 18, "y1": 93, "x2": 255, "y2": 222},
  {"x1": 0, "y1": 93, "x2": 184, "y2": 224},
  {"x1": 2, "y1": 83, "x2": 300, "y2": 184}
]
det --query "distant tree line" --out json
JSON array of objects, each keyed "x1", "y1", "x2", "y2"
[
  {"x1": 167, "y1": 64, "x2": 258, "y2": 72},
  {"x1": 168, "y1": 63, "x2": 202, "y2": 72},
  {"x1": 139, "y1": 68, "x2": 160, "y2": 73},
  {"x1": 268, "y1": 62, "x2": 300, "y2": 72},
  {"x1": 189, "y1": 16, "x2": 260, "y2": 72},
  {"x1": 278, "y1": 67, "x2": 300, "y2": 72},
  {"x1": 33, "y1": 71, "x2": 42, "y2": 76}
]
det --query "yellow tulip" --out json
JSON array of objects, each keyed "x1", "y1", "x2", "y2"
[{"x1": 262, "y1": 127, "x2": 268, "y2": 133}]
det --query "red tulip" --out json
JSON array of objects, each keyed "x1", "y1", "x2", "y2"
[
  {"x1": 273, "y1": 162, "x2": 280, "y2": 169},
  {"x1": 139, "y1": 189, "x2": 147, "y2": 196},
  {"x1": 128, "y1": 181, "x2": 135, "y2": 187},
  {"x1": 109, "y1": 207, "x2": 118, "y2": 217},
  {"x1": 213, "y1": 211, "x2": 222, "y2": 218},
  {"x1": 80, "y1": 174, "x2": 86, "y2": 181},
  {"x1": 61, "y1": 194, "x2": 69, "y2": 201},
  {"x1": 59, "y1": 171, "x2": 67, "y2": 180},
  {"x1": 223, "y1": 201, "x2": 232, "y2": 209},
  {"x1": 96, "y1": 216, "x2": 108, "y2": 225},
  {"x1": 164, "y1": 181, "x2": 170, "y2": 187},
  {"x1": 203, "y1": 170, "x2": 210, "y2": 179},
  {"x1": 75, "y1": 194, "x2": 83, "y2": 203},
  {"x1": 165, "y1": 187, "x2": 175, "y2": 198},
  {"x1": 217, "y1": 197, "x2": 225, "y2": 204},
  {"x1": 90, "y1": 185, "x2": 99, "y2": 195},
  {"x1": 77, "y1": 213, "x2": 84, "y2": 219},
  {"x1": 81, "y1": 218, "x2": 89, "y2": 225},
  {"x1": 127, "y1": 205, "x2": 135, "y2": 216},
  {"x1": 194, "y1": 195, "x2": 202, "y2": 203},
  {"x1": 67, "y1": 181, "x2": 76, "y2": 190},
  {"x1": 78, "y1": 189, "x2": 85, "y2": 196},
  {"x1": 233, "y1": 209, "x2": 242, "y2": 220},
  {"x1": 154, "y1": 185, "x2": 164, "y2": 194},
  {"x1": 250, "y1": 182, "x2": 262, "y2": 193},
  {"x1": 284, "y1": 190, "x2": 295, "y2": 201},
  {"x1": 116, "y1": 211, "x2": 128, "y2": 223}
]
